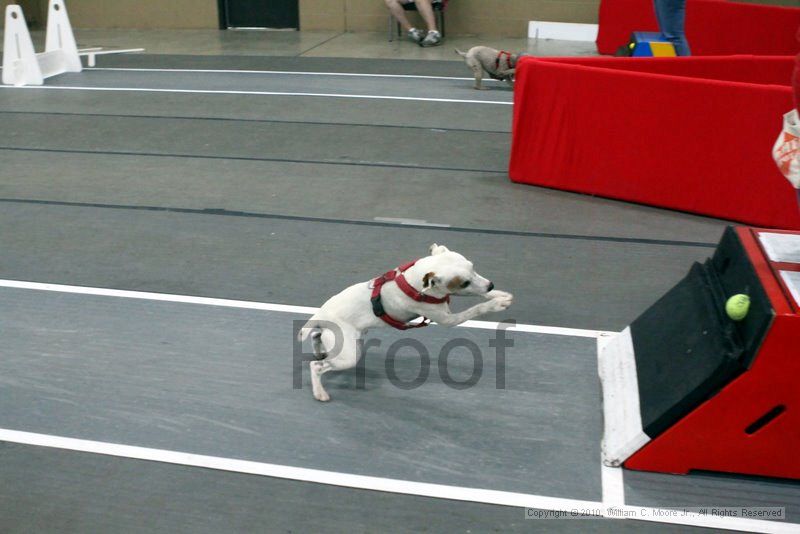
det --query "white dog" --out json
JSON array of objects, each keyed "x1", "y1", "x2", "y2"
[{"x1": 297, "y1": 244, "x2": 514, "y2": 402}]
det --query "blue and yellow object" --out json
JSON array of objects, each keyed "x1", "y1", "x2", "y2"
[{"x1": 628, "y1": 32, "x2": 676, "y2": 57}]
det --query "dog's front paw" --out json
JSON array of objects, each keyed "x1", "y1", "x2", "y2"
[
  {"x1": 314, "y1": 390, "x2": 331, "y2": 402},
  {"x1": 486, "y1": 289, "x2": 513, "y2": 301},
  {"x1": 494, "y1": 291, "x2": 514, "y2": 308},
  {"x1": 487, "y1": 293, "x2": 513, "y2": 312}
]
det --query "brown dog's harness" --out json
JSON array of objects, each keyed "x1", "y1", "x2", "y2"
[
  {"x1": 495, "y1": 50, "x2": 513, "y2": 71},
  {"x1": 370, "y1": 260, "x2": 449, "y2": 330}
]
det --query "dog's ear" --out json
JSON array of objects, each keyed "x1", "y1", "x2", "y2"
[
  {"x1": 429, "y1": 244, "x2": 450, "y2": 256},
  {"x1": 422, "y1": 272, "x2": 440, "y2": 290}
]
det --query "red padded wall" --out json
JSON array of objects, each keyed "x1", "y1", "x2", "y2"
[{"x1": 509, "y1": 57, "x2": 799, "y2": 229}]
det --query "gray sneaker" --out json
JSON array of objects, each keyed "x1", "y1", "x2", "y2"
[
  {"x1": 420, "y1": 30, "x2": 442, "y2": 47},
  {"x1": 407, "y1": 28, "x2": 425, "y2": 44}
]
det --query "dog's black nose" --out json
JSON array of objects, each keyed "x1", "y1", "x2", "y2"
[{"x1": 487, "y1": 282, "x2": 494, "y2": 292}]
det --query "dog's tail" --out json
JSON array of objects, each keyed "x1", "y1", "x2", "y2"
[
  {"x1": 297, "y1": 320, "x2": 314, "y2": 342},
  {"x1": 296, "y1": 315, "x2": 325, "y2": 342},
  {"x1": 454, "y1": 48, "x2": 467, "y2": 57},
  {"x1": 297, "y1": 318, "x2": 328, "y2": 361}
]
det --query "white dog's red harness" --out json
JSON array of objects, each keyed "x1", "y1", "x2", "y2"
[{"x1": 370, "y1": 260, "x2": 449, "y2": 330}]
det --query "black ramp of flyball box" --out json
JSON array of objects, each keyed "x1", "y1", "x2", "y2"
[{"x1": 631, "y1": 227, "x2": 773, "y2": 439}]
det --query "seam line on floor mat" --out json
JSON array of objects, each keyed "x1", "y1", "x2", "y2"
[
  {"x1": 0, "y1": 111, "x2": 510, "y2": 134},
  {"x1": 0, "y1": 147, "x2": 505, "y2": 174},
  {"x1": 0, "y1": 198, "x2": 717, "y2": 248},
  {"x1": 296, "y1": 34, "x2": 345, "y2": 56}
]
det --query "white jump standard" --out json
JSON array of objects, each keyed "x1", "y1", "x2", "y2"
[
  {"x1": 2, "y1": 0, "x2": 142, "y2": 86},
  {"x1": 2, "y1": 1, "x2": 81, "y2": 86}
]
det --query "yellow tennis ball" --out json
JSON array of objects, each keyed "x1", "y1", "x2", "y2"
[{"x1": 725, "y1": 294, "x2": 750, "y2": 321}]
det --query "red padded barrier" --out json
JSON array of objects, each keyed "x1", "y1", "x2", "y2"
[
  {"x1": 536, "y1": 55, "x2": 794, "y2": 86},
  {"x1": 596, "y1": 0, "x2": 800, "y2": 56},
  {"x1": 509, "y1": 56, "x2": 800, "y2": 230}
]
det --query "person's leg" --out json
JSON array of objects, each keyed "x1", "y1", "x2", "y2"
[
  {"x1": 385, "y1": 0, "x2": 414, "y2": 31},
  {"x1": 653, "y1": 0, "x2": 691, "y2": 56},
  {"x1": 385, "y1": 0, "x2": 426, "y2": 42},
  {"x1": 413, "y1": 0, "x2": 438, "y2": 32},
  {"x1": 417, "y1": 0, "x2": 442, "y2": 46},
  {"x1": 653, "y1": 0, "x2": 667, "y2": 33}
]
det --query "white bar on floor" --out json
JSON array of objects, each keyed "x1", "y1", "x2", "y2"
[
  {"x1": 373, "y1": 217, "x2": 451, "y2": 227},
  {"x1": 37, "y1": 49, "x2": 71, "y2": 79},
  {"x1": 601, "y1": 460, "x2": 625, "y2": 506},
  {"x1": 598, "y1": 327, "x2": 650, "y2": 467},
  {"x1": 80, "y1": 48, "x2": 145, "y2": 68}
]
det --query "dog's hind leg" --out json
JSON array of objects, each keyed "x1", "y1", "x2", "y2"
[
  {"x1": 465, "y1": 57, "x2": 485, "y2": 90},
  {"x1": 309, "y1": 324, "x2": 360, "y2": 402},
  {"x1": 471, "y1": 66, "x2": 485, "y2": 90}
]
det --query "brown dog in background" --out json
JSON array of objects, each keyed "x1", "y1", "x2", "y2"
[{"x1": 455, "y1": 46, "x2": 518, "y2": 89}]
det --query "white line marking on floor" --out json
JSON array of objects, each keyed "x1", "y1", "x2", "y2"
[
  {"x1": 86, "y1": 66, "x2": 503, "y2": 83},
  {"x1": 597, "y1": 336, "x2": 625, "y2": 506},
  {"x1": 0, "y1": 428, "x2": 596, "y2": 509},
  {"x1": 601, "y1": 458, "x2": 626, "y2": 507},
  {"x1": 0, "y1": 428, "x2": 794, "y2": 533},
  {"x1": 0, "y1": 279, "x2": 613, "y2": 338},
  {"x1": 598, "y1": 335, "x2": 627, "y2": 508},
  {"x1": 0, "y1": 85, "x2": 512, "y2": 106}
]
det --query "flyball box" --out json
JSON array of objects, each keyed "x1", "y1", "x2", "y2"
[{"x1": 600, "y1": 226, "x2": 800, "y2": 479}]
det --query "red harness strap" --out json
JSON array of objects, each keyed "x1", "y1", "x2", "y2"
[
  {"x1": 494, "y1": 51, "x2": 513, "y2": 71},
  {"x1": 370, "y1": 260, "x2": 449, "y2": 330}
]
